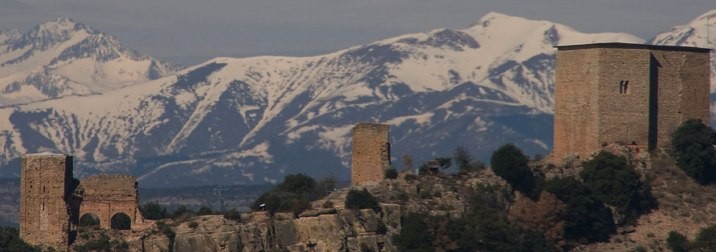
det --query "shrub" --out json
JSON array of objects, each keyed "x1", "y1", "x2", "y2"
[
  {"x1": 666, "y1": 231, "x2": 689, "y2": 252},
  {"x1": 385, "y1": 168, "x2": 398, "y2": 179},
  {"x1": 277, "y1": 173, "x2": 317, "y2": 197},
  {"x1": 223, "y1": 209, "x2": 241, "y2": 221},
  {"x1": 404, "y1": 174, "x2": 418, "y2": 182},
  {"x1": 693, "y1": 225, "x2": 716, "y2": 251},
  {"x1": 0, "y1": 227, "x2": 40, "y2": 252},
  {"x1": 197, "y1": 206, "x2": 213, "y2": 215},
  {"x1": 251, "y1": 173, "x2": 320, "y2": 214},
  {"x1": 392, "y1": 213, "x2": 434, "y2": 252},
  {"x1": 544, "y1": 177, "x2": 615, "y2": 243},
  {"x1": 671, "y1": 119, "x2": 716, "y2": 184},
  {"x1": 580, "y1": 151, "x2": 656, "y2": 224},
  {"x1": 490, "y1": 144, "x2": 536, "y2": 194},
  {"x1": 454, "y1": 146, "x2": 484, "y2": 173},
  {"x1": 140, "y1": 202, "x2": 167, "y2": 220},
  {"x1": 188, "y1": 221, "x2": 198, "y2": 229},
  {"x1": 345, "y1": 189, "x2": 381, "y2": 212},
  {"x1": 172, "y1": 205, "x2": 194, "y2": 219}
]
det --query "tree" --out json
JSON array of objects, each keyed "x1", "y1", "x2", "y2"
[
  {"x1": 197, "y1": 206, "x2": 213, "y2": 215},
  {"x1": 580, "y1": 151, "x2": 656, "y2": 224},
  {"x1": 345, "y1": 189, "x2": 381, "y2": 212},
  {"x1": 0, "y1": 227, "x2": 40, "y2": 252},
  {"x1": 671, "y1": 119, "x2": 716, "y2": 184},
  {"x1": 140, "y1": 202, "x2": 167, "y2": 220},
  {"x1": 392, "y1": 213, "x2": 434, "y2": 252},
  {"x1": 490, "y1": 144, "x2": 536, "y2": 194},
  {"x1": 251, "y1": 173, "x2": 319, "y2": 215},
  {"x1": 544, "y1": 177, "x2": 615, "y2": 243}
]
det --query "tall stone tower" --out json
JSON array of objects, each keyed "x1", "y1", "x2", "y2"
[
  {"x1": 351, "y1": 123, "x2": 390, "y2": 185},
  {"x1": 19, "y1": 153, "x2": 73, "y2": 251},
  {"x1": 553, "y1": 43, "x2": 711, "y2": 160}
]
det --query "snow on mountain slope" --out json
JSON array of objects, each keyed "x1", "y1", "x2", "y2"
[
  {"x1": 0, "y1": 13, "x2": 644, "y2": 186},
  {"x1": 649, "y1": 9, "x2": 716, "y2": 124},
  {"x1": 0, "y1": 18, "x2": 177, "y2": 105}
]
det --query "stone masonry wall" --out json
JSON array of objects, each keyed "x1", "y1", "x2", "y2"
[
  {"x1": 78, "y1": 174, "x2": 143, "y2": 229},
  {"x1": 351, "y1": 123, "x2": 390, "y2": 185},
  {"x1": 553, "y1": 44, "x2": 710, "y2": 161},
  {"x1": 19, "y1": 154, "x2": 72, "y2": 251}
]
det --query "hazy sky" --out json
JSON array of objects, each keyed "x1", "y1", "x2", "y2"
[{"x1": 1, "y1": 0, "x2": 714, "y2": 65}]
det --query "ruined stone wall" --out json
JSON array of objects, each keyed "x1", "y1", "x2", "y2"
[
  {"x1": 351, "y1": 123, "x2": 390, "y2": 185},
  {"x1": 553, "y1": 44, "x2": 711, "y2": 161},
  {"x1": 78, "y1": 174, "x2": 143, "y2": 229},
  {"x1": 19, "y1": 154, "x2": 72, "y2": 251}
]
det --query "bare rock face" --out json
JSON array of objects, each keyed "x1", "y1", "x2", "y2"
[{"x1": 174, "y1": 215, "x2": 242, "y2": 252}]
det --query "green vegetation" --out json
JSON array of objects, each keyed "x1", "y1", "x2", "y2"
[
  {"x1": 223, "y1": 209, "x2": 241, "y2": 221},
  {"x1": 490, "y1": 144, "x2": 536, "y2": 195},
  {"x1": 345, "y1": 189, "x2": 381, "y2": 212},
  {"x1": 579, "y1": 151, "x2": 656, "y2": 224},
  {"x1": 74, "y1": 232, "x2": 128, "y2": 252},
  {"x1": 671, "y1": 119, "x2": 716, "y2": 184},
  {"x1": 454, "y1": 146, "x2": 485, "y2": 173},
  {"x1": 385, "y1": 168, "x2": 398, "y2": 179},
  {"x1": 0, "y1": 227, "x2": 40, "y2": 252},
  {"x1": 667, "y1": 231, "x2": 689, "y2": 252},
  {"x1": 197, "y1": 206, "x2": 213, "y2": 215},
  {"x1": 666, "y1": 226, "x2": 716, "y2": 252},
  {"x1": 544, "y1": 177, "x2": 615, "y2": 243},
  {"x1": 140, "y1": 202, "x2": 168, "y2": 220},
  {"x1": 251, "y1": 173, "x2": 325, "y2": 215},
  {"x1": 392, "y1": 185, "x2": 554, "y2": 251}
]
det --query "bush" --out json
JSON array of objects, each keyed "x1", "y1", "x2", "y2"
[
  {"x1": 392, "y1": 213, "x2": 434, "y2": 252},
  {"x1": 140, "y1": 202, "x2": 167, "y2": 220},
  {"x1": 454, "y1": 146, "x2": 484, "y2": 173},
  {"x1": 544, "y1": 177, "x2": 615, "y2": 243},
  {"x1": 671, "y1": 119, "x2": 716, "y2": 184},
  {"x1": 580, "y1": 151, "x2": 656, "y2": 224},
  {"x1": 385, "y1": 168, "x2": 398, "y2": 179},
  {"x1": 188, "y1": 221, "x2": 199, "y2": 229},
  {"x1": 277, "y1": 173, "x2": 317, "y2": 197},
  {"x1": 490, "y1": 144, "x2": 536, "y2": 194},
  {"x1": 251, "y1": 173, "x2": 320, "y2": 214},
  {"x1": 404, "y1": 174, "x2": 417, "y2": 182},
  {"x1": 0, "y1": 227, "x2": 40, "y2": 252},
  {"x1": 197, "y1": 206, "x2": 213, "y2": 215},
  {"x1": 171, "y1": 205, "x2": 194, "y2": 219},
  {"x1": 693, "y1": 225, "x2": 716, "y2": 251},
  {"x1": 666, "y1": 231, "x2": 689, "y2": 252},
  {"x1": 223, "y1": 209, "x2": 241, "y2": 221},
  {"x1": 345, "y1": 189, "x2": 381, "y2": 212}
]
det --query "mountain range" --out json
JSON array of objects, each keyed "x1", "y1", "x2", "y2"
[{"x1": 0, "y1": 10, "x2": 713, "y2": 187}]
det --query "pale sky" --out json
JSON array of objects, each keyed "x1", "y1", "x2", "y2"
[{"x1": 1, "y1": 0, "x2": 714, "y2": 65}]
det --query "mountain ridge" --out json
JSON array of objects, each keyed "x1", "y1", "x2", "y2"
[{"x1": 0, "y1": 11, "x2": 712, "y2": 187}]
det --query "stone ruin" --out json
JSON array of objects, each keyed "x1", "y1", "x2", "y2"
[
  {"x1": 351, "y1": 123, "x2": 391, "y2": 185},
  {"x1": 19, "y1": 153, "x2": 143, "y2": 251}
]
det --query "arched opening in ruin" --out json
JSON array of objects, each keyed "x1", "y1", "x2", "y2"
[
  {"x1": 78, "y1": 213, "x2": 100, "y2": 227},
  {"x1": 110, "y1": 212, "x2": 132, "y2": 230}
]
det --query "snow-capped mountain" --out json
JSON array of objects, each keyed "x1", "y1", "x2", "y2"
[
  {"x1": 3, "y1": 11, "x2": 710, "y2": 187},
  {"x1": 0, "y1": 17, "x2": 177, "y2": 105},
  {"x1": 649, "y1": 9, "x2": 716, "y2": 124}
]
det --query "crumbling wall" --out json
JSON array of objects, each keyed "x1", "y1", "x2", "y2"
[
  {"x1": 351, "y1": 123, "x2": 390, "y2": 185},
  {"x1": 19, "y1": 154, "x2": 73, "y2": 251},
  {"x1": 78, "y1": 174, "x2": 143, "y2": 229}
]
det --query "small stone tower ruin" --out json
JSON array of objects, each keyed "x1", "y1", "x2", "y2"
[
  {"x1": 553, "y1": 43, "x2": 711, "y2": 160},
  {"x1": 351, "y1": 123, "x2": 391, "y2": 185},
  {"x1": 19, "y1": 153, "x2": 73, "y2": 250}
]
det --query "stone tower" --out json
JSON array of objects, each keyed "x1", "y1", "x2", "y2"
[
  {"x1": 553, "y1": 43, "x2": 711, "y2": 160},
  {"x1": 19, "y1": 153, "x2": 73, "y2": 251},
  {"x1": 351, "y1": 123, "x2": 390, "y2": 185}
]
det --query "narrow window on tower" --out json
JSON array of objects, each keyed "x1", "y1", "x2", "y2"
[{"x1": 619, "y1": 80, "x2": 630, "y2": 94}]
